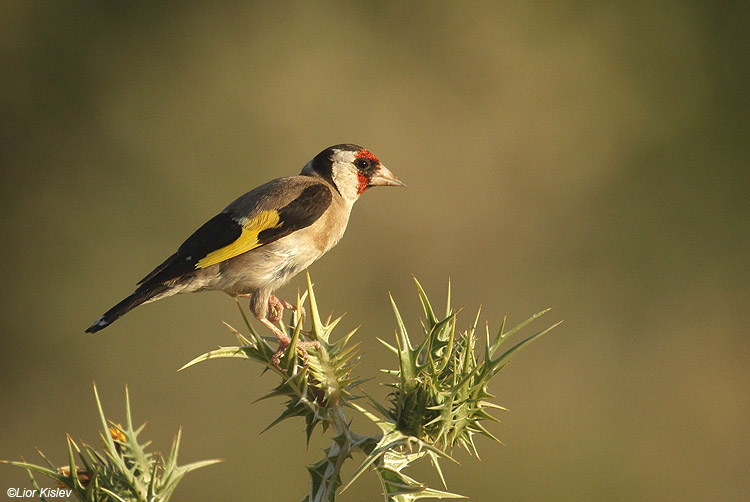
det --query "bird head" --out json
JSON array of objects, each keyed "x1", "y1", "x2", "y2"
[{"x1": 302, "y1": 144, "x2": 405, "y2": 204}]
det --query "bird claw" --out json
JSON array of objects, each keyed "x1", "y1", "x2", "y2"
[
  {"x1": 270, "y1": 339, "x2": 321, "y2": 369},
  {"x1": 261, "y1": 310, "x2": 317, "y2": 370},
  {"x1": 296, "y1": 305, "x2": 307, "y2": 319},
  {"x1": 270, "y1": 340, "x2": 289, "y2": 368},
  {"x1": 267, "y1": 295, "x2": 304, "y2": 324}
]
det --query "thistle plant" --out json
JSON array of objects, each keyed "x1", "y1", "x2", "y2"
[
  {"x1": 2, "y1": 385, "x2": 220, "y2": 502},
  {"x1": 4, "y1": 274, "x2": 559, "y2": 501},
  {"x1": 181, "y1": 273, "x2": 561, "y2": 501}
]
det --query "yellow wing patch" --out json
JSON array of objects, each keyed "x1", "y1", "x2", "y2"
[{"x1": 195, "y1": 210, "x2": 281, "y2": 269}]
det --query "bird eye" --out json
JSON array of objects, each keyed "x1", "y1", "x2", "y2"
[{"x1": 355, "y1": 158, "x2": 370, "y2": 170}]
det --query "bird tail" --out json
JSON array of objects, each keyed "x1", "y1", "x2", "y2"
[{"x1": 85, "y1": 285, "x2": 168, "y2": 333}]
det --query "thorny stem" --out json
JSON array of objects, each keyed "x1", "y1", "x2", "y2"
[{"x1": 322, "y1": 408, "x2": 353, "y2": 502}]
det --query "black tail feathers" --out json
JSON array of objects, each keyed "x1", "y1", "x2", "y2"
[{"x1": 85, "y1": 285, "x2": 168, "y2": 333}]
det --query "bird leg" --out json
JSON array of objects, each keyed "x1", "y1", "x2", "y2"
[
  {"x1": 261, "y1": 318, "x2": 320, "y2": 369},
  {"x1": 258, "y1": 317, "x2": 291, "y2": 367},
  {"x1": 263, "y1": 295, "x2": 314, "y2": 369}
]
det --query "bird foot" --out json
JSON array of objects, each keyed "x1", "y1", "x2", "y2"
[
  {"x1": 267, "y1": 295, "x2": 305, "y2": 324},
  {"x1": 271, "y1": 340, "x2": 322, "y2": 369},
  {"x1": 260, "y1": 317, "x2": 319, "y2": 369}
]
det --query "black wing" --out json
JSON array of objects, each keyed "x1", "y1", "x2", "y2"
[
  {"x1": 136, "y1": 184, "x2": 332, "y2": 288},
  {"x1": 256, "y1": 183, "x2": 332, "y2": 244},
  {"x1": 137, "y1": 212, "x2": 242, "y2": 287}
]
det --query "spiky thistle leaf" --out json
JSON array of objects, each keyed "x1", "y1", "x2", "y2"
[{"x1": 2, "y1": 385, "x2": 219, "y2": 502}]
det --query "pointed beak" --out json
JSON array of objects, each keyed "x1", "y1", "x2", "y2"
[{"x1": 369, "y1": 164, "x2": 406, "y2": 187}]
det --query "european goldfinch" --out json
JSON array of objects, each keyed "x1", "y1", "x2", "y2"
[{"x1": 86, "y1": 144, "x2": 404, "y2": 358}]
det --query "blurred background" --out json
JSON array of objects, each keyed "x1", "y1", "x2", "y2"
[{"x1": 1, "y1": 1, "x2": 747, "y2": 500}]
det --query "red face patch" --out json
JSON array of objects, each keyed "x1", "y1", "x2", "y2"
[
  {"x1": 357, "y1": 171, "x2": 370, "y2": 195},
  {"x1": 355, "y1": 149, "x2": 379, "y2": 164}
]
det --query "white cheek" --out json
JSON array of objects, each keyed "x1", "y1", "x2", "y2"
[{"x1": 332, "y1": 166, "x2": 361, "y2": 204}]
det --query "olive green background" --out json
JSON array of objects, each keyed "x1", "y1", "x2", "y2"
[{"x1": 1, "y1": 2, "x2": 747, "y2": 501}]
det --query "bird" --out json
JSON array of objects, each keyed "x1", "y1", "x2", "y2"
[{"x1": 86, "y1": 144, "x2": 404, "y2": 363}]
